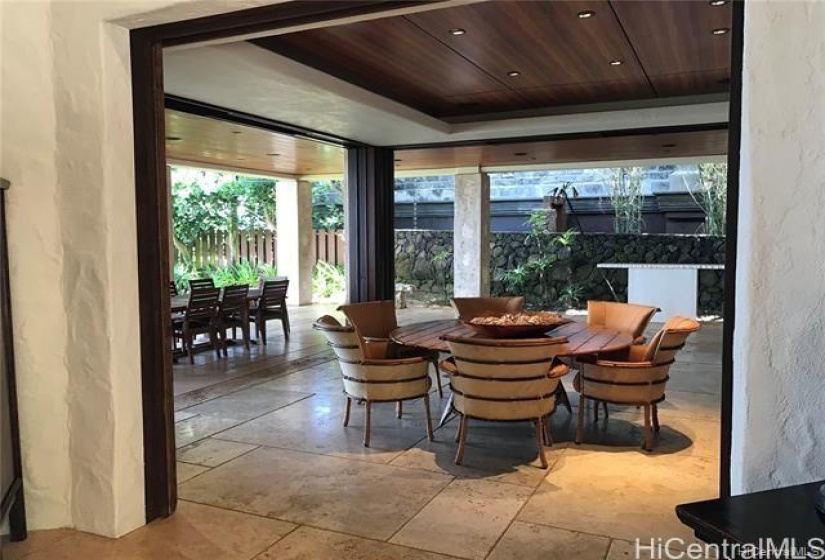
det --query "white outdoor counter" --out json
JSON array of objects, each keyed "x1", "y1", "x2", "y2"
[{"x1": 596, "y1": 263, "x2": 724, "y2": 319}]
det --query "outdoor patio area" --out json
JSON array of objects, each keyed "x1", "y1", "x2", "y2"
[{"x1": 9, "y1": 304, "x2": 722, "y2": 560}]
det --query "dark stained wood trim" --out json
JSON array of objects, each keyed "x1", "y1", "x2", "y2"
[
  {"x1": 391, "y1": 122, "x2": 729, "y2": 151},
  {"x1": 165, "y1": 95, "x2": 363, "y2": 148},
  {"x1": 346, "y1": 147, "x2": 395, "y2": 302},
  {"x1": 130, "y1": 29, "x2": 177, "y2": 522},
  {"x1": 719, "y1": 0, "x2": 744, "y2": 499},
  {"x1": 0, "y1": 186, "x2": 27, "y2": 541},
  {"x1": 145, "y1": 1, "x2": 434, "y2": 47}
]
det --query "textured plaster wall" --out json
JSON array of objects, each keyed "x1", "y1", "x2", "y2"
[
  {"x1": 732, "y1": 0, "x2": 825, "y2": 493},
  {"x1": 0, "y1": 0, "x2": 278, "y2": 537}
]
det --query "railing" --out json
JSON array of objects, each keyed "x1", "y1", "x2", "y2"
[{"x1": 181, "y1": 229, "x2": 346, "y2": 269}]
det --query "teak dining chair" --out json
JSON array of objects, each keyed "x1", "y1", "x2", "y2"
[
  {"x1": 313, "y1": 315, "x2": 434, "y2": 447},
  {"x1": 574, "y1": 316, "x2": 700, "y2": 451},
  {"x1": 250, "y1": 278, "x2": 290, "y2": 343},
  {"x1": 188, "y1": 277, "x2": 216, "y2": 292},
  {"x1": 172, "y1": 287, "x2": 221, "y2": 364},
  {"x1": 338, "y1": 300, "x2": 443, "y2": 397},
  {"x1": 217, "y1": 284, "x2": 251, "y2": 355},
  {"x1": 440, "y1": 335, "x2": 569, "y2": 468}
]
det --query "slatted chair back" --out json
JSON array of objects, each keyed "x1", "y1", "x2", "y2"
[
  {"x1": 169, "y1": 281, "x2": 178, "y2": 296},
  {"x1": 188, "y1": 277, "x2": 215, "y2": 292},
  {"x1": 338, "y1": 357, "x2": 430, "y2": 402},
  {"x1": 259, "y1": 279, "x2": 289, "y2": 309},
  {"x1": 312, "y1": 315, "x2": 364, "y2": 362},
  {"x1": 185, "y1": 288, "x2": 219, "y2": 322},
  {"x1": 442, "y1": 335, "x2": 568, "y2": 421},
  {"x1": 219, "y1": 284, "x2": 250, "y2": 315},
  {"x1": 450, "y1": 297, "x2": 525, "y2": 320},
  {"x1": 586, "y1": 300, "x2": 659, "y2": 342}
]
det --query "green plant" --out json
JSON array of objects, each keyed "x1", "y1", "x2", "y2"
[
  {"x1": 313, "y1": 261, "x2": 346, "y2": 301},
  {"x1": 431, "y1": 247, "x2": 453, "y2": 304},
  {"x1": 173, "y1": 261, "x2": 278, "y2": 292},
  {"x1": 691, "y1": 163, "x2": 727, "y2": 236},
  {"x1": 312, "y1": 181, "x2": 344, "y2": 230},
  {"x1": 608, "y1": 167, "x2": 645, "y2": 234},
  {"x1": 558, "y1": 284, "x2": 584, "y2": 310}
]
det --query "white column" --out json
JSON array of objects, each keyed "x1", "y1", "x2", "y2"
[
  {"x1": 732, "y1": 1, "x2": 825, "y2": 493},
  {"x1": 276, "y1": 179, "x2": 314, "y2": 305},
  {"x1": 453, "y1": 172, "x2": 490, "y2": 297}
]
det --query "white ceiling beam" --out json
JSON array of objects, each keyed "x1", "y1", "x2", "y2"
[{"x1": 167, "y1": 158, "x2": 299, "y2": 181}]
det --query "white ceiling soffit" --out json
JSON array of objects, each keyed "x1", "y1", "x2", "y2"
[{"x1": 163, "y1": 42, "x2": 730, "y2": 147}]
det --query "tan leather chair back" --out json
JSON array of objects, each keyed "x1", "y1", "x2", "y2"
[
  {"x1": 586, "y1": 300, "x2": 659, "y2": 340},
  {"x1": 443, "y1": 336, "x2": 565, "y2": 421},
  {"x1": 450, "y1": 297, "x2": 525, "y2": 320},
  {"x1": 312, "y1": 315, "x2": 363, "y2": 361},
  {"x1": 643, "y1": 316, "x2": 701, "y2": 364},
  {"x1": 338, "y1": 300, "x2": 397, "y2": 338}
]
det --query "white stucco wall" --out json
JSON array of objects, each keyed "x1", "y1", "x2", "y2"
[
  {"x1": 732, "y1": 0, "x2": 825, "y2": 494},
  {"x1": 0, "y1": 0, "x2": 279, "y2": 538}
]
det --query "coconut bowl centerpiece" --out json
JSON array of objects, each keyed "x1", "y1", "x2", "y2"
[{"x1": 462, "y1": 311, "x2": 571, "y2": 338}]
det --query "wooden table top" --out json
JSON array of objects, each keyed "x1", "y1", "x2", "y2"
[
  {"x1": 390, "y1": 319, "x2": 634, "y2": 357},
  {"x1": 171, "y1": 288, "x2": 262, "y2": 313}
]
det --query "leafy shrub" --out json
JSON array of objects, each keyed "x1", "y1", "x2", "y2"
[
  {"x1": 313, "y1": 261, "x2": 346, "y2": 301},
  {"x1": 173, "y1": 261, "x2": 278, "y2": 293}
]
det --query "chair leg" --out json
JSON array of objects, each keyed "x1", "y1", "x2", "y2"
[
  {"x1": 396, "y1": 401, "x2": 403, "y2": 419},
  {"x1": 261, "y1": 318, "x2": 268, "y2": 345},
  {"x1": 652, "y1": 403, "x2": 660, "y2": 432},
  {"x1": 213, "y1": 327, "x2": 221, "y2": 359},
  {"x1": 186, "y1": 329, "x2": 195, "y2": 365},
  {"x1": 432, "y1": 359, "x2": 443, "y2": 399},
  {"x1": 602, "y1": 401, "x2": 609, "y2": 420},
  {"x1": 535, "y1": 418, "x2": 548, "y2": 469},
  {"x1": 543, "y1": 416, "x2": 553, "y2": 447},
  {"x1": 282, "y1": 305, "x2": 290, "y2": 338},
  {"x1": 576, "y1": 396, "x2": 585, "y2": 444},
  {"x1": 343, "y1": 396, "x2": 351, "y2": 427},
  {"x1": 423, "y1": 394, "x2": 434, "y2": 442},
  {"x1": 363, "y1": 401, "x2": 372, "y2": 447},
  {"x1": 243, "y1": 321, "x2": 251, "y2": 351},
  {"x1": 593, "y1": 399, "x2": 599, "y2": 423},
  {"x1": 455, "y1": 414, "x2": 468, "y2": 465},
  {"x1": 643, "y1": 404, "x2": 653, "y2": 451},
  {"x1": 221, "y1": 327, "x2": 229, "y2": 358}
]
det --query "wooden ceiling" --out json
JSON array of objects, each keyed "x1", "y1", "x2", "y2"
[
  {"x1": 165, "y1": 109, "x2": 346, "y2": 175},
  {"x1": 165, "y1": 109, "x2": 726, "y2": 176},
  {"x1": 251, "y1": 0, "x2": 732, "y2": 119}
]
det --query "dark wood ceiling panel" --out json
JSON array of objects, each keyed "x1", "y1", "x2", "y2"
[
  {"x1": 651, "y1": 69, "x2": 730, "y2": 97},
  {"x1": 513, "y1": 80, "x2": 656, "y2": 110},
  {"x1": 407, "y1": 0, "x2": 650, "y2": 90},
  {"x1": 610, "y1": 0, "x2": 732, "y2": 89},
  {"x1": 395, "y1": 129, "x2": 728, "y2": 170},
  {"x1": 252, "y1": 17, "x2": 523, "y2": 117}
]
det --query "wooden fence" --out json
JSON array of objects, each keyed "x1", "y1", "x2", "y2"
[{"x1": 181, "y1": 230, "x2": 345, "y2": 269}]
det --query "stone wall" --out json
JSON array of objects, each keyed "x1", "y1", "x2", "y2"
[{"x1": 395, "y1": 230, "x2": 726, "y2": 315}]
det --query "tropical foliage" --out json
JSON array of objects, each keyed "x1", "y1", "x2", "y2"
[
  {"x1": 608, "y1": 167, "x2": 645, "y2": 234},
  {"x1": 693, "y1": 163, "x2": 728, "y2": 236}
]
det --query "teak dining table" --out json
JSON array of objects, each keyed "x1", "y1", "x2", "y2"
[{"x1": 390, "y1": 319, "x2": 635, "y2": 426}]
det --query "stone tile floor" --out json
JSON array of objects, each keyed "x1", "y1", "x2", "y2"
[{"x1": 7, "y1": 304, "x2": 722, "y2": 560}]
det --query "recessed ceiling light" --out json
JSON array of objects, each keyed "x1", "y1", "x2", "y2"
[
  {"x1": 232, "y1": 131, "x2": 242, "y2": 134},
  {"x1": 513, "y1": 152, "x2": 528, "y2": 156},
  {"x1": 661, "y1": 143, "x2": 677, "y2": 148},
  {"x1": 507, "y1": 70, "x2": 521, "y2": 77},
  {"x1": 709, "y1": 0, "x2": 727, "y2": 6},
  {"x1": 609, "y1": 59, "x2": 624, "y2": 66},
  {"x1": 712, "y1": 27, "x2": 730, "y2": 35},
  {"x1": 448, "y1": 28, "x2": 466, "y2": 36},
  {"x1": 165, "y1": 136, "x2": 181, "y2": 141},
  {"x1": 394, "y1": 159, "x2": 402, "y2": 162},
  {"x1": 237, "y1": 157, "x2": 246, "y2": 161},
  {"x1": 577, "y1": 10, "x2": 596, "y2": 19},
  {"x1": 267, "y1": 153, "x2": 281, "y2": 156}
]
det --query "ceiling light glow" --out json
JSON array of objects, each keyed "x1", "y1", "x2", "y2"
[
  {"x1": 507, "y1": 70, "x2": 521, "y2": 77},
  {"x1": 712, "y1": 27, "x2": 730, "y2": 35},
  {"x1": 609, "y1": 60, "x2": 624, "y2": 66},
  {"x1": 577, "y1": 10, "x2": 595, "y2": 19},
  {"x1": 448, "y1": 28, "x2": 466, "y2": 36}
]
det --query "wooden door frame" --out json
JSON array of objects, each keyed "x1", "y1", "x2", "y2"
[{"x1": 131, "y1": 0, "x2": 744, "y2": 522}]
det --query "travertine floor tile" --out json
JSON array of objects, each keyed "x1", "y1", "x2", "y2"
[
  {"x1": 177, "y1": 461, "x2": 210, "y2": 484},
  {"x1": 390, "y1": 479, "x2": 534, "y2": 559},
  {"x1": 518, "y1": 450, "x2": 718, "y2": 542},
  {"x1": 179, "y1": 447, "x2": 452, "y2": 540},
  {"x1": 177, "y1": 438, "x2": 257, "y2": 467},
  {"x1": 6, "y1": 501, "x2": 294, "y2": 560},
  {"x1": 256, "y1": 526, "x2": 454, "y2": 560},
  {"x1": 487, "y1": 521, "x2": 610, "y2": 560}
]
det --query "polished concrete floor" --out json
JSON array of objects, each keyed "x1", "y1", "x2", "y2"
[{"x1": 8, "y1": 304, "x2": 722, "y2": 560}]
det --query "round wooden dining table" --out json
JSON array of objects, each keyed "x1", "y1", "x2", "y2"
[
  {"x1": 391, "y1": 319, "x2": 634, "y2": 427},
  {"x1": 390, "y1": 319, "x2": 634, "y2": 357}
]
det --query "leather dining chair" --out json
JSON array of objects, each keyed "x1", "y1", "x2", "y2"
[
  {"x1": 586, "y1": 300, "x2": 659, "y2": 344},
  {"x1": 439, "y1": 335, "x2": 569, "y2": 468},
  {"x1": 313, "y1": 315, "x2": 434, "y2": 447},
  {"x1": 574, "y1": 316, "x2": 700, "y2": 451},
  {"x1": 339, "y1": 300, "x2": 443, "y2": 398}
]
